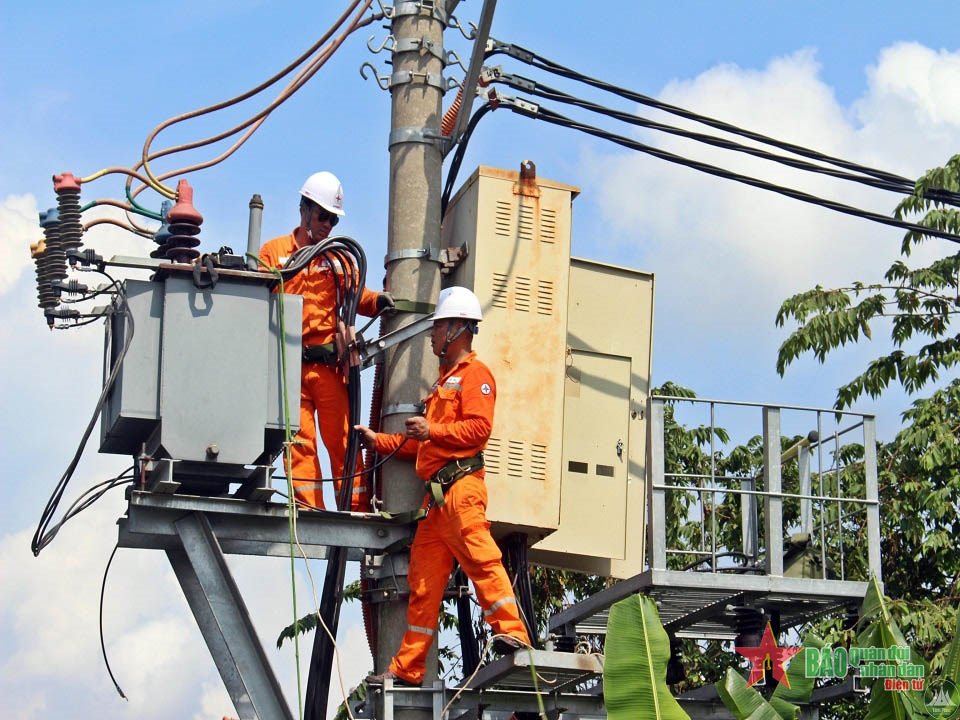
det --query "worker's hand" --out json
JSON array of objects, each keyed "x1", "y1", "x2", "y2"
[
  {"x1": 376, "y1": 292, "x2": 396, "y2": 312},
  {"x1": 405, "y1": 416, "x2": 430, "y2": 441},
  {"x1": 353, "y1": 425, "x2": 377, "y2": 450}
]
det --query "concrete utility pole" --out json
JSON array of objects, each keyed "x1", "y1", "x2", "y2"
[{"x1": 377, "y1": 0, "x2": 446, "y2": 705}]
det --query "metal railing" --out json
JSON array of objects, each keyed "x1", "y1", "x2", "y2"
[{"x1": 646, "y1": 396, "x2": 882, "y2": 582}]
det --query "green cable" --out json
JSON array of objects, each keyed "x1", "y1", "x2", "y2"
[
  {"x1": 247, "y1": 252, "x2": 304, "y2": 720},
  {"x1": 123, "y1": 186, "x2": 165, "y2": 220}
]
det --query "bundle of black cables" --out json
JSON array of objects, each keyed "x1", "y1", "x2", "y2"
[
  {"x1": 32, "y1": 273, "x2": 134, "y2": 556},
  {"x1": 285, "y1": 235, "x2": 369, "y2": 720}
]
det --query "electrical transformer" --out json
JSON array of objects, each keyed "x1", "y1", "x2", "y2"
[
  {"x1": 100, "y1": 269, "x2": 302, "y2": 493},
  {"x1": 441, "y1": 163, "x2": 654, "y2": 578}
]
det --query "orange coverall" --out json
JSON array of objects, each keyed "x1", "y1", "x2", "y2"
[
  {"x1": 374, "y1": 351, "x2": 530, "y2": 684},
  {"x1": 260, "y1": 230, "x2": 379, "y2": 510}
]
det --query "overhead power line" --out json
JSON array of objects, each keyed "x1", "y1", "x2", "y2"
[
  {"x1": 484, "y1": 40, "x2": 960, "y2": 209},
  {"x1": 484, "y1": 68, "x2": 960, "y2": 206},
  {"x1": 493, "y1": 98, "x2": 960, "y2": 245}
]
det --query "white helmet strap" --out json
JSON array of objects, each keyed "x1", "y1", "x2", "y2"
[{"x1": 441, "y1": 319, "x2": 470, "y2": 358}]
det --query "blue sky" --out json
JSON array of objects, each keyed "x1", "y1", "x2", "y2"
[{"x1": 2, "y1": 2, "x2": 959, "y2": 718}]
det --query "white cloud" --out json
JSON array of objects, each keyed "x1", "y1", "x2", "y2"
[
  {"x1": 0, "y1": 194, "x2": 40, "y2": 295},
  {"x1": 583, "y1": 45, "x2": 960, "y2": 347}
]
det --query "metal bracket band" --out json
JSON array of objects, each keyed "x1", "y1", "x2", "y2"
[
  {"x1": 391, "y1": 0, "x2": 448, "y2": 23},
  {"x1": 390, "y1": 70, "x2": 452, "y2": 92},
  {"x1": 384, "y1": 247, "x2": 441, "y2": 265},
  {"x1": 382, "y1": 403, "x2": 424, "y2": 417},
  {"x1": 393, "y1": 36, "x2": 444, "y2": 62},
  {"x1": 389, "y1": 126, "x2": 444, "y2": 149}
]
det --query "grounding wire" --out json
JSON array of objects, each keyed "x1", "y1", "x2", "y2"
[
  {"x1": 507, "y1": 102, "x2": 960, "y2": 245},
  {"x1": 486, "y1": 42, "x2": 960, "y2": 205},
  {"x1": 492, "y1": 75, "x2": 960, "y2": 206},
  {"x1": 32, "y1": 273, "x2": 134, "y2": 555},
  {"x1": 100, "y1": 542, "x2": 128, "y2": 700},
  {"x1": 247, "y1": 252, "x2": 305, "y2": 718}
]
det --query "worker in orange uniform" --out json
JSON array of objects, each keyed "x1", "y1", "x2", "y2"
[
  {"x1": 259, "y1": 171, "x2": 393, "y2": 511},
  {"x1": 355, "y1": 286, "x2": 530, "y2": 686}
]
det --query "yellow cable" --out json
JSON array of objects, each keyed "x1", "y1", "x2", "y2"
[{"x1": 80, "y1": 167, "x2": 177, "y2": 199}]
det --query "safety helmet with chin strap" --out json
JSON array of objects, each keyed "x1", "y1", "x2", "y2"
[
  {"x1": 434, "y1": 286, "x2": 482, "y2": 356},
  {"x1": 299, "y1": 171, "x2": 345, "y2": 215}
]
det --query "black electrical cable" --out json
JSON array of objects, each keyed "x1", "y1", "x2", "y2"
[
  {"x1": 492, "y1": 74, "x2": 960, "y2": 206},
  {"x1": 100, "y1": 542, "x2": 128, "y2": 700},
  {"x1": 302, "y1": 236, "x2": 368, "y2": 720},
  {"x1": 486, "y1": 42, "x2": 960, "y2": 208},
  {"x1": 455, "y1": 566, "x2": 481, "y2": 679},
  {"x1": 32, "y1": 274, "x2": 134, "y2": 555},
  {"x1": 441, "y1": 103, "x2": 494, "y2": 218},
  {"x1": 506, "y1": 102, "x2": 960, "y2": 245}
]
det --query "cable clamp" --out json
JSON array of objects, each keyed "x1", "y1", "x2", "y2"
[
  {"x1": 494, "y1": 93, "x2": 540, "y2": 117},
  {"x1": 382, "y1": 403, "x2": 424, "y2": 417},
  {"x1": 485, "y1": 37, "x2": 535, "y2": 64},
  {"x1": 389, "y1": 70, "x2": 453, "y2": 93},
  {"x1": 485, "y1": 65, "x2": 534, "y2": 92},
  {"x1": 389, "y1": 126, "x2": 444, "y2": 149}
]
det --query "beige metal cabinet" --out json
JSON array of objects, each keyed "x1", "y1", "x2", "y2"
[{"x1": 441, "y1": 166, "x2": 654, "y2": 578}]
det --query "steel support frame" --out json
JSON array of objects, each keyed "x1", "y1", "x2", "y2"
[
  {"x1": 117, "y1": 492, "x2": 416, "y2": 719},
  {"x1": 167, "y1": 512, "x2": 293, "y2": 720}
]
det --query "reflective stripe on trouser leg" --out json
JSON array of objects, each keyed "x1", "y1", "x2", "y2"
[
  {"x1": 390, "y1": 516, "x2": 455, "y2": 684},
  {"x1": 445, "y1": 477, "x2": 531, "y2": 644}
]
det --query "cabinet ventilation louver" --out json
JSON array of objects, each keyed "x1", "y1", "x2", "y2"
[
  {"x1": 518, "y1": 203, "x2": 535, "y2": 241},
  {"x1": 537, "y1": 280, "x2": 553, "y2": 316},
  {"x1": 494, "y1": 200, "x2": 512, "y2": 237},
  {"x1": 507, "y1": 440, "x2": 525, "y2": 478},
  {"x1": 485, "y1": 437, "x2": 501, "y2": 474},
  {"x1": 492, "y1": 273, "x2": 509, "y2": 309},
  {"x1": 540, "y1": 208, "x2": 557, "y2": 243},
  {"x1": 515, "y1": 276, "x2": 531, "y2": 312}
]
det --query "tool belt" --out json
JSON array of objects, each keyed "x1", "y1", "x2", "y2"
[
  {"x1": 378, "y1": 453, "x2": 484, "y2": 524},
  {"x1": 302, "y1": 342, "x2": 338, "y2": 366},
  {"x1": 426, "y1": 453, "x2": 484, "y2": 508}
]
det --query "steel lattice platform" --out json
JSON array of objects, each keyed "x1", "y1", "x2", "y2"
[{"x1": 549, "y1": 569, "x2": 869, "y2": 641}]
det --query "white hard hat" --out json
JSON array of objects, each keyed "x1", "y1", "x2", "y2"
[
  {"x1": 300, "y1": 171, "x2": 345, "y2": 215},
  {"x1": 434, "y1": 286, "x2": 482, "y2": 322}
]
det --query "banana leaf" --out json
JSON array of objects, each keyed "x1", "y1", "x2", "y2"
[
  {"x1": 603, "y1": 594, "x2": 690, "y2": 720},
  {"x1": 942, "y1": 606, "x2": 960, "y2": 685},
  {"x1": 769, "y1": 633, "x2": 825, "y2": 720},
  {"x1": 715, "y1": 667, "x2": 782, "y2": 720}
]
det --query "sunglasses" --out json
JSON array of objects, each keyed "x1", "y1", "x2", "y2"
[{"x1": 307, "y1": 202, "x2": 339, "y2": 226}]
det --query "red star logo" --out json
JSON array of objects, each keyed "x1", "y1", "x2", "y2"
[{"x1": 734, "y1": 622, "x2": 802, "y2": 688}]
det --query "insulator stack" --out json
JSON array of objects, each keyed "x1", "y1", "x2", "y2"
[
  {"x1": 151, "y1": 199, "x2": 173, "y2": 259},
  {"x1": 164, "y1": 180, "x2": 203, "y2": 264},
  {"x1": 52, "y1": 173, "x2": 83, "y2": 266},
  {"x1": 38, "y1": 207, "x2": 68, "y2": 298},
  {"x1": 31, "y1": 240, "x2": 59, "y2": 312}
]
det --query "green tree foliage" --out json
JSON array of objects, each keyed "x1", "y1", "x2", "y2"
[{"x1": 776, "y1": 155, "x2": 960, "y2": 410}]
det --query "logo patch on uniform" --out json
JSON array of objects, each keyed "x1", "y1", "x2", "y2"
[
  {"x1": 480, "y1": 383, "x2": 492, "y2": 395},
  {"x1": 448, "y1": 376, "x2": 461, "y2": 383}
]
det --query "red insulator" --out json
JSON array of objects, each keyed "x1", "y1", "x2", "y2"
[
  {"x1": 165, "y1": 179, "x2": 203, "y2": 263},
  {"x1": 53, "y1": 174, "x2": 83, "y2": 266},
  {"x1": 52, "y1": 172, "x2": 81, "y2": 193}
]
